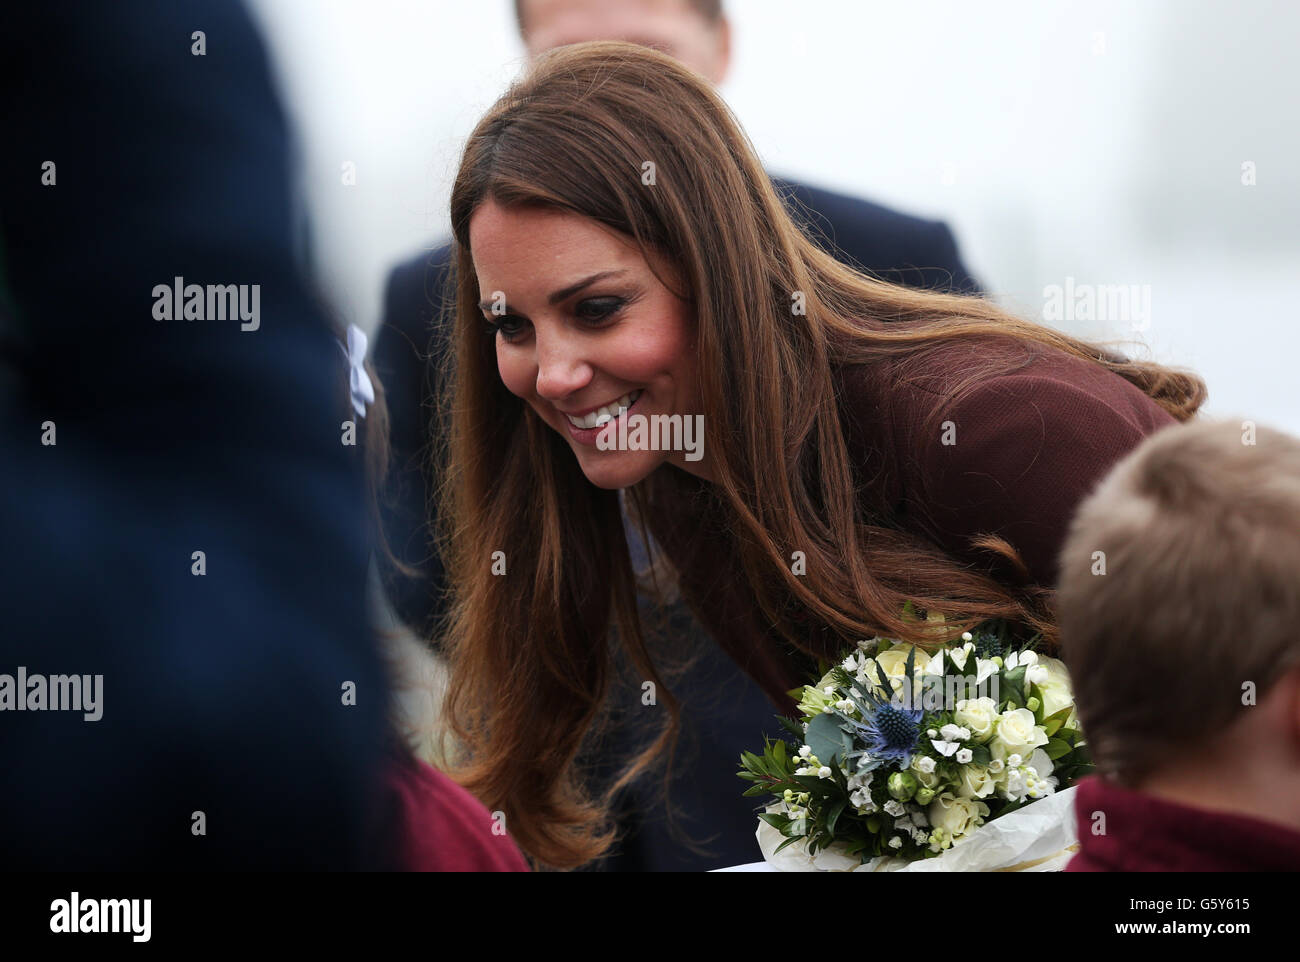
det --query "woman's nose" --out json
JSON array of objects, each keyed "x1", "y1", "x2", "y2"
[{"x1": 533, "y1": 327, "x2": 593, "y2": 400}]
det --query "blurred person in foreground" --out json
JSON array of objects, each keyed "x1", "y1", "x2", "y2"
[
  {"x1": 1058, "y1": 419, "x2": 1300, "y2": 871},
  {"x1": 374, "y1": 0, "x2": 981, "y2": 871},
  {"x1": 0, "y1": 0, "x2": 523, "y2": 871}
]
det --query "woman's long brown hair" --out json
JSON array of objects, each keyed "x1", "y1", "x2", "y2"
[{"x1": 433, "y1": 41, "x2": 1207, "y2": 868}]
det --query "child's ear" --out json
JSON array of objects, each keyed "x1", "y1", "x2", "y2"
[{"x1": 1289, "y1": 663, "x2": 1300, "y2": 751}]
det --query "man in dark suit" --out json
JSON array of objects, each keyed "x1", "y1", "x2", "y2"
[{"x1": 372, "y1": 0, "x2": 981, "y2": 870}]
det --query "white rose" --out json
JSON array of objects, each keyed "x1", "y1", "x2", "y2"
[
  {"x1": 991, "y1": 708, "x2": 1050, "y2": 759},
  {"x1": 868, "y1": 645, "x2": 927, "y2": 703},
  {"x1": 910, "y1": 754, "x2": 941, "y2": 789},
  {"x1": 927, "y1": 792, "x2": 990, "y2": 840},
  {"x1": 870, "y1": 646, "x2": 915, "y2": 680},
  {"x1": 954, "y1": 696, "x2": 998, "y2": 743},
  {"x1": 1034, "y1": 655, "x2": 1077, "y2": 724},
  {"x1": 956, "y1": 763, "x2": 997, "y2": 799}
]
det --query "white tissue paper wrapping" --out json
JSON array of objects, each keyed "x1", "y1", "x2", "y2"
[{"x1": 756, "y1": 786, "x2": 1079, "y2": 872}]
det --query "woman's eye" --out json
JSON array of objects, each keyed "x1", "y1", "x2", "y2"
[
  {"x1": 483, "y1": 314, "x2": 528, "y2": 341},
  {"x1": 575, "y1": 296, "x2": 625, "y2": 323}
]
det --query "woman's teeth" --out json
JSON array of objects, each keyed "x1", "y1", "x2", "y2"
[{"x1": 565, "y1": 390, "x2": 642, "y2": 429}]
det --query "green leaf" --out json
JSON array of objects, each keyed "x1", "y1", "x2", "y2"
[
  {"x1": 1002, "y1": 665, "x2": 1027, "y2": 707},
  {"x1": 1044, "y1": 737, "x2": 1072, "y2": 760},
  {"x1": 778, "y1": 716, "x2": 805, "y2": 739},
  {"x1": 826, "y1": 798, "x2": 848, "y2": 835},
  {"x1": 1042, "y1": 705, "x2": 1074, "y2": 727},
  {"x1": 805, "y1": 711, "x2": 848, "y2": 767}
]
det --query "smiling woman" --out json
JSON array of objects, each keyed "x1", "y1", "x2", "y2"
[
  {"x1": 430, "y1": 40, "x2": 1205, "y2": 869},
  {"x1": 469, "y1": 201, "x2": 708, "y2": 489}
]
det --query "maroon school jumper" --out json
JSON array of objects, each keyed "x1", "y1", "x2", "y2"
[
  {"x1": 382, "y1": 753, "x2": 530, "y2": 871},
  {"x1": 650, "y1": 322, "x2": 1179, "y2": 713},
  {"x1": 1067, "y1": 775, "x2": 1300, "y2": 871}
]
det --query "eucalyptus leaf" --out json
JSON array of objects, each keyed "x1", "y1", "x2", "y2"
[{"x1": 805, "y1": 711, "x2": 848, "y2": 766}]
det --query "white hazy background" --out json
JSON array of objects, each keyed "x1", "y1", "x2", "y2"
[{"x1": 249, "y1": 0, "x2": 1300, "y2": 434}]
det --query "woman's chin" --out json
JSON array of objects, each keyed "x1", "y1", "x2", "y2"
[{"x1": 574, "y1": 448, "x2": 659, "y2": 490}]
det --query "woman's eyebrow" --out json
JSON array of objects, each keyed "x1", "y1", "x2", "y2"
[
  {"x1": 548, "y1": 270, "x2": 628, "y2": 305},
  {"x1": 477, "y1": 270, "x2": 628, "y2": 313}
]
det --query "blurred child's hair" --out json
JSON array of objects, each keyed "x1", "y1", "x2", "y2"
[{"x1": 1057, "y1": 418, "x2": 1300, "y2": 785}]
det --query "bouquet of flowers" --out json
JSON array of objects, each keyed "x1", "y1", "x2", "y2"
[{"x1": 738, "y1": 604, "x2": 1091, "y2": 871}]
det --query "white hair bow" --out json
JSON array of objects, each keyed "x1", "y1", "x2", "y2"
[{"x1": 339, "y1": 323, "x2": 376, "y2": 418}]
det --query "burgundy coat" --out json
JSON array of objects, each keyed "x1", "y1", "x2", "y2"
[
  {"x1": 651, "y1": 323, "x2": 1178, "y2": 712},
  {"x1": 1067, "y1": 775, "x2": 1300, "y2": 871},
  {"x1": 381, "y1": 753, "x2": 530, "y2": 871}
]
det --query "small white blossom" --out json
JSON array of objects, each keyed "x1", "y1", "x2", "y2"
[
  {"x1": 798, "y1": 745, "x2": 811, "y2": 758},
  {"x1": 888, "y1": 836, "x2": 903, "y2": 849},
  {"x1": 914, "y1": 756, "x2": 936, "y2": 774},
  {"x1": 927, "y1": 729, "x2": 938, "y2": 738},
  {"x1": 1003, "y1": 767, "x2": 1029, "y2": 802},
  {"x1": 939, "y1": 724, "x2": 966, "y2": 742},
  {"x1": 988, "y1": 758, "x2": 1005, "y2": 774},
  {"x1": 955, "y1": 748, "x2": 973, "y2": 764},
  {"x1": 847, "y1": 771, "x2": 873, "y2": 791},
  {"x1": 817, "y1": 766, "x2": 832, "y2": 778},
  {"x1": 1026, "y1": 664, "x2": 1049, "y2": 685},
  {"x1": 883, "y1": 799, "x2": 906, "y2": 816},
  {"x1": 1019, "y1": 650, "x2": 1039, "y2": 666},
  {"x1": 961, "y1": 631, "x2": 973, "y2": 642},
  {"x1": 850, "y1": 790, "x2": 877, "y2": 813},
  {"x1": 931, "y1": 739, "x2": 960, "y2": 757},
  {"x1": 1007, "y1": 753, "x2": 1023, "y2": 768}
]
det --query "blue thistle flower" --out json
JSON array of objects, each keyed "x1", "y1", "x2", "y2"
[
  {"x1": 854, "y1": 701, "x2": 923, "y2": 769},
  {"x1": 841, "y1": 642, "x2": 924, "y2": 771}
]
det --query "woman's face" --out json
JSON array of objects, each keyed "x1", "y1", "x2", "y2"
[{"x1": 468, "y1": 199, "x2": 709, "y2": 489}]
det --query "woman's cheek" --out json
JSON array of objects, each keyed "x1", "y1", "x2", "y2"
[{"x1": 496, "y1": 343, "x2": 534, "y2": 400}]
